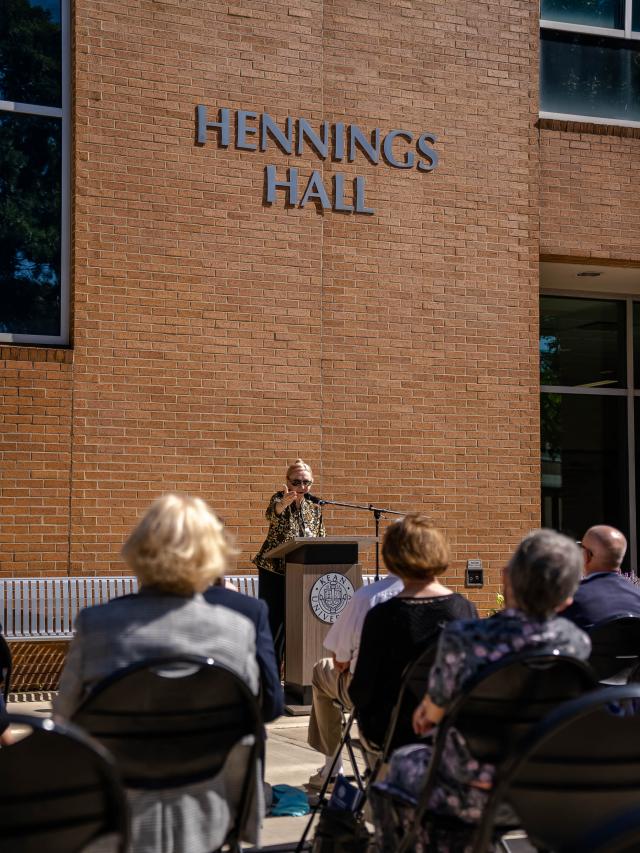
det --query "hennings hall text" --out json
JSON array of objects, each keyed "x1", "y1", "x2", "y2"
[{"x1": 196, "y1": 106, "x2": 439, "y2": 216}]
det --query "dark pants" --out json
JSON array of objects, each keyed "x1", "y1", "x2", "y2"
[{"x1": 258, "y1": 567, "x2": 285, "y2": 670}]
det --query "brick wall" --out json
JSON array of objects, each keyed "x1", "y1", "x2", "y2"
[
  {"x1": 0, "y1": 0, "x2": 541, "y2": 611},
  {"x1": 540, "y1": 121, "x2": 640, "y2": 262},
  {"x1": 0, "y1": 348, "x2": 73, "y2": 576}
]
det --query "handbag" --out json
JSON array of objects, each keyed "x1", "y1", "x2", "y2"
[{"x1": 311, "y1": 804, "x2": 371, "y2": 853}]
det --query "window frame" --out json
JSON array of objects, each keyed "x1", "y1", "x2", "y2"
[
  {"x1": 541, "y1": 289, "x2": 639, "y2": 572},
  {"x1": 540, "y1": 0, "x2": 640, "y2": 128},
  {"x1": 0, "y1": 0, "x2": 70, "y2": 346}
]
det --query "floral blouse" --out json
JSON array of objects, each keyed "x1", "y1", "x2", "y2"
[
  {"x1": 252, "y1": 492, "x2": 325, "y2": 573},
  {"x1": 428, "y1": 607, "x2": 592, "y2": 708}
]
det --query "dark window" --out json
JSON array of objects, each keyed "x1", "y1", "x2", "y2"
[
  {"x1": 541, "y1": 30, "x2": 640, "y2": 123},
  {"x1": 0, "y1": 0, "x2": 65, "y2": 342},
  {"x1": 541, "y1": 0, "x2": 625, "y2": 29},
  {"x1": 540, "y1": 296, "x2": 626, "y2": 388},
  {"x1": 541, "y1": 393, "x2": 629, "y2": 561}
]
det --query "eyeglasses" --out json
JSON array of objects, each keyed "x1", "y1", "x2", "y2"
[
  {"x1": 577, "y1": 541, "x2": 594, "y2": 559},
  {"x1": 289, "y1": 479, "x2": 312, "y2": 487}
]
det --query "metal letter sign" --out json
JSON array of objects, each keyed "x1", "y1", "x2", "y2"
[{"x1": 196, "y1": 106, "x2": 439, "y2": 215}]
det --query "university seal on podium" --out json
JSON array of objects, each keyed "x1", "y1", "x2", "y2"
[{"x1": 309, "y1": 572, "x2": 355, "y2": 624}]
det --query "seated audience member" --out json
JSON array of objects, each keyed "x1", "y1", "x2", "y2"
[
  {"x1": 306, "y1": 570, "x2": 404, "y2": 788},
  {"x1": 204, "y1": 577, "x2": 284, "y2": 722},
  {"x1": 561, "y1": 525, "x2": 640, "y2": 628},
  {"x1": 370, "y1": 529, "x2": 590, "y2": 853},
  {"x1": 54, "y1": 494, "x2": 262, "y2": 853},
  {"x1": 349, "y1": 515, "x2": 477, "y2": 750}
]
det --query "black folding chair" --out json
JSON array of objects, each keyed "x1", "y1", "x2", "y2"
[
  {"x1": 0, "y1": 713, "x2": 129, "y2": 853},
  {"x1": 0, "y1": 633, "x2": 12, "y2": 701},
  {"x1": 397, "y1": 650, "x2": 597, "y2": 853},
  {"x1": 72, "y1": 655, "x2": 263, "y2": 853},
  {"x1": 473, "y1": 684, "x2": 640, "y2": 853},
  {"x1": 564, "y1": 808, "x2": 640, "y2": 853},
  {"x1": 587, "y1": 614, "x2": 640, "y2": 683}
]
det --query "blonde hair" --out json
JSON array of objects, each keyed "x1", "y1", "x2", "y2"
[
  {"x1": 121, "y1": 494, "x2": 236, "y2": 595},
  {"x1": 286, "y1": 458, "x2": 313, "y2": 480},
  {"x1": 382, "y1": 514, "x2": 449, "y2": 582}
]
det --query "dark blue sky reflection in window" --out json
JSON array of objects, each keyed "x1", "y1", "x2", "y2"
[{"x1": 0, "y1": 0, "x2": 62, "y2": 107}]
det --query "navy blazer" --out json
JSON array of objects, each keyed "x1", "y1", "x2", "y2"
[
  {"x1": 561, "y1": 571, "x2": 640, "y2": 629},
  {"x1": 203, "y1": 585, "x2": 284, "y2": 721}
]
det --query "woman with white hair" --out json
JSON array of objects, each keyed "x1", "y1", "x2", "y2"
[
  {"x1": 54, "y1": 493, "x2": 262, "y2": 853},
  {"x1": 253, "y1": 459, "x2": 325, "y2": 664}
]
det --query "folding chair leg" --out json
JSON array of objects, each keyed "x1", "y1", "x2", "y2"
[
  {"x1": 295, "y1": 711, "x2": 358, "y2": 853},
  {"x1": 344, "y1": 733, "x2": 366, "y2": 792}
]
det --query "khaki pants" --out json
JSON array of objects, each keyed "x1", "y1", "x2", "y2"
[{"x1": 307, "y1": 657, "x2": 353, "y2": 756}]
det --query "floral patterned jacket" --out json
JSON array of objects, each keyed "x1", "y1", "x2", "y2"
[
  {"x1": 428, "y1": 607, "x2": 592, "y2": 709},
  {"x1": 252, "y1": 492, "x2": 325, "y2": 573}
]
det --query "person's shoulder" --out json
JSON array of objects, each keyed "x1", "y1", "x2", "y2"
[
  {"x1": 446, "y1": 592, "x2": 477, "y2": 611},
  {"x1": 203, "y1": 584, "x2": 262, "y2": 621},
  {"x1": 198, "y1": 598, "x2": 257, "y2": 640},
  {"x1": 359, "y1": 593, "x2": 398, "y2": 625},
  {"x1": 548, "y1": 615, "x2": 592, "y2": 657},
  {"x1": 441, "y1": 608, "x2": 498, "y2": 640},
  {"x1": 77, "y1": 592, "x2": 139, "y2": 624},
  {"x1": 70, "y1": 592, "x2": 154, "y2": 638},
  {"x1": 355, "y1": 576, "x2": 403, "y2": 604}
]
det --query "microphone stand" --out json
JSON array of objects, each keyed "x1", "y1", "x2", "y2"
[{"x1": 317, "y1": 498, "x2": 405, "y2": 581}]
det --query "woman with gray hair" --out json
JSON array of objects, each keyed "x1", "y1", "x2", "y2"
[
  {"x1": 54, "y1": 493, "x2": 262, "y2": 853},
  {"x1": 370, "y1": 529, "x2": 591, "y2": 853}
]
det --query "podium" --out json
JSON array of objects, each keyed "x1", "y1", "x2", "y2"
[{"x1": 264, "y1": 536, "x2": 375, "y2": 707}]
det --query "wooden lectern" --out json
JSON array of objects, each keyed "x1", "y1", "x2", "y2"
[{"x1": 264, "y1": 536, "x2": 375, "y2": 708}]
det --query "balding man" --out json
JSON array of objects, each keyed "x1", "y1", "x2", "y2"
[{"x1": 561, "y1": 525, "x2": 640, "y2": 628}]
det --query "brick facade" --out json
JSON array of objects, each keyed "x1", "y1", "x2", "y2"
[
  {"x1": 1, "y1": 1, "x2": 544, "y2": 612},
  {"x1": 540, "y1": 122, "x2": 640, "y2": 263}
]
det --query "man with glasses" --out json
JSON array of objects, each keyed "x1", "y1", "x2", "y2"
[{"x1": 561, "y1": 525, "x2": 640, "y2": 628}]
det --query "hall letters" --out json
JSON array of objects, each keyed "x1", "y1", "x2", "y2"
[{"x1": 196, "y1": 105, "x2": 439, "y2": 215}]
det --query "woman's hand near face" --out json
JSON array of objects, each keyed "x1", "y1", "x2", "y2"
[{"x1": 275, "y1": 482, "x2": 297, "y2": 515}]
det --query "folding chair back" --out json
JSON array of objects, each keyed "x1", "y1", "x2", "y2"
[
  {"x1": 72, "y1": 655, "x2": 262, "y2": 790},
  {"x1": 455, "y1": 651, "x2": 597, "y2": 765},
  {"x1": 397, "y1": 651, "x2": 597, "y2": 853},
  {"x1": 474, "y1": 684, "x2": 640, "y2": 853},
  {"x1": 0, "y1": 714, "x2": 128, "y2": 853},
  {"x1": 381, "y1": 641, "x2": 438, "y2": 759},
  {"x1": 565, "y1": 808, "x2": 640, "y2": 853},
  {"x1": 587, "y1": 614, "x2": 640, "y2": 683}
]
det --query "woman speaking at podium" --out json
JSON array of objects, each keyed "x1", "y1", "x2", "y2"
[{"x1": 253, "y1": 459, "x2": 325, "y2": 667}]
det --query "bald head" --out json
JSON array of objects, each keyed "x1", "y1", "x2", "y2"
[{"x1": 582, "y1": 525, "x2": 627, "y2": 574}]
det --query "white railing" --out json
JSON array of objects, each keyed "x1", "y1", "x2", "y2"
[{"x1": 0, "y1": 573, "x2": 377, "y2": 641}]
